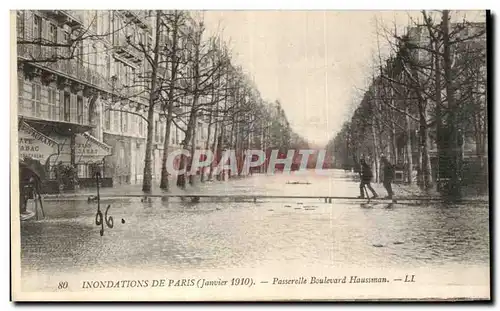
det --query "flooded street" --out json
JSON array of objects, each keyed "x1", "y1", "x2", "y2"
[{"x1": 19, "y1": 170, "x2": 490, "y2": 297}]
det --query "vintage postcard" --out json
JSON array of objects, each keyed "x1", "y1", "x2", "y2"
[{"x1": 11, "y1": 9, "x2": 490, "y2": 301}]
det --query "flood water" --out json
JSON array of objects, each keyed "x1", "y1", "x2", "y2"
[{"x1": 19, "y1": 170, "x2": 490, "y2": 296}]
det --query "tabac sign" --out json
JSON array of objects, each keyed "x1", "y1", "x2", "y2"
[
  {"x1": 18, "y1": 121, "x2": 59, "y2": 163},
  {"x1": 78, "y1": 132, "x2": 112, "y2": 158},
  {"x1": 59, "y1": 133, "x2": 112, "y2": 163}
]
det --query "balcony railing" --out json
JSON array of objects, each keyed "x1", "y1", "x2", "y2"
[
  {"x1": 122, "y1": 10, "x2": 150, "y2": 30},
  {"x1": 42, "y1": 10, "x2": 84, "y2": 28},
  {"x1": 18, "y1": 43, "x2": 148, "y2": 106},
  {"x1": 20, "y1": 102, "x2": 92, "y2": 128},
  {"x1": 18, "y1": 44, "x2": 108, "y2": 90},
  {"x1": 113, "y1": 33, "x2": 143, "y2": 64}
]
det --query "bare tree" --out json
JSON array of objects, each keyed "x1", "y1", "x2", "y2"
[
  {"x1": 158, "y1": 10, "x2": 190, "y2": 190},
  {"x1": 174, "y1": 19, "x2": 231, "y2": 188}
]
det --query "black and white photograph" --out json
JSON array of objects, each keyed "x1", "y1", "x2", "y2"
[{"x1": 10, "y1": 9, "x2": 490, "y2": 301}]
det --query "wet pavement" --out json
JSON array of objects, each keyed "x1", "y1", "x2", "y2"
[{"x1": 19, "y1": 170, "x2": 490, "y2": 294}]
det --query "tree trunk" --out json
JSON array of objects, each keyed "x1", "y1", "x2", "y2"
[
  {"x1": 142, "y1": 10, "x2": 162, "y2": 193},
  {"x1": 371, "y1": 123, "x2": 379, "y2": 183},
  {"x1": 227, "y1": 118, "x2": 235, "y2": 179},
  {"x1": 189, "y1": 114, "x2": 198, "y2": 185},
  {"x1": 201, "y1": 111, "x2": 214, "y2": 182},
  {"x1": 215, "y1": 130, "x2": 224, "y2": 181},
  {"x1": 143, "y1": 105, "x2": 156, "y2": 193},
  {"x1": 434, "y1": 41, "x2": 443, "y2": 192},
  {"x1": 160, "y1": 13, "x2": 181, "y2": 190},
  {"x1": 389, "y1": 90, "x2": 398, "y2": 163},
  {"x1": 208, "y1": 118, "x2": 219, "y2": 181},
  {"x1": 391, "y1": 124, "x2": 397, "y2": 163},
  {"x1": 418, "y1": 101, "x2": 433, "y2": 189},
  {"x1": 160, "y1": 115, "x2": 173, "y2": 190},
  {"x1": 177, "y1": 111, "x2": 196, "y2": 189},
  {"x1": 371, "y1": 89, "x2": 380, "y2": 183},
  {"x1": 405, "y1": 107, "x2": 413, "y2": 184},
  {"x1": 177, "y1": 23, "x2": 201, "y2": 189},
  {"x1": 442, "y1": 10, "x2": 461, "y2": 198}
]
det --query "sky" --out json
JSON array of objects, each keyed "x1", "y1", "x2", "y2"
[{"x1": 202, "y1": 10, "x2": 486, "y2": 147}]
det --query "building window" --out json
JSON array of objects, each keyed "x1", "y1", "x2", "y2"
[
  {"x1": 77, "y1": 95, "x2": 84, "y2": 123},
  {"x1": 47, "y1": 88, "x2": 57, "y2": 120},
  {"x1": 198, "y1": 122, "x2": 203, "y2": 141},
  {"x1": 49, "y1": 23, "x2": 57, "y2": 57},
  {"x1": 138, "y1": 116, "x2": 143, "y2": 135},
  {"x1": 75, "y1": 42, "x2": 84, "y2": 69},
  {"x1": 155, "y1": 120, "x2": 159, "y2": 142},
  {"x1": 171, "y1": 125, "x2": 175, "y2": 144},
  {"x1": 114, "y1": 60, "x2": 121, "y2": 81},
  {"x1": 92, "y1": 45, "x2": 98, "y2": 72},
  {"x1": 33, "y1": 15, "x2": 42, "y2": 56},
  {"x1": 119, "y1": 144, "x2": 125, "y2": 167},
  {"x1": 102, "y1": 11, "x2": 110, "y2": 37},
  {"x1": 90, "y1": 11, "x2": 98, "y2": 33},
  {"x1": 113, "y1": 15, "x2": 119, "y2": 45},
  {"x1": 33, "y1": 15, "x2": 42, "y2": 39},
  {"x1": 121, "y1": 111, "x2": 128, "y2": 133},
  {"x1": 124, "y1": 65, "x2": 129, "y2": 87},
  {"x1": 31, "y1": 83, "x2": 41, "y2": 117},
  {"x1": 114, "y1": 110, "x2": 119, "y2": 131},
  {"x1": 104, "y1": 107, "x2": 111, "y2": 130},
  {"x1": 63, "y1": 92, "x2": 71, "y2": 121},
  {"x1": 160, "y1": 123, "x2": 165, "y2": 143},
  {"x1": 58, "y1": 31, "x2": 69, "y2": 59},
  {"x1": 105, "y1": 54, "x2": 111, "y2": 80},
  {"x1": 77, "y1": 164, "x2": 89, "y2": 178},
  {"x1": 17, "y1": 11, "x2": 24, "y2": 39}
]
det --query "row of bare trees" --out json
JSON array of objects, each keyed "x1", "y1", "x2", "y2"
[
  {"x1": 329, "y1": 10, "x2": 487, "y2": 198},
  {"x1": 129, "y1": 10, "x2": 303, "y2": 192},
  {"x1": 17, "y1": 10, "x2": 304, "y2": 193}
]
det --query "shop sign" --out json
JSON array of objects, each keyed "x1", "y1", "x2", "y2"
[{"x1": 18, "y1": 122, "x2": 59, "y2": 163}]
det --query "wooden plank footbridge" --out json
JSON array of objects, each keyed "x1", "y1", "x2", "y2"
[{"x1": 71, "y1": 193, "x2": 488, "y2": 205}]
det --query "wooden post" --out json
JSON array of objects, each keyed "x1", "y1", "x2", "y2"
[{"x1": 34, "y1": 194, "x2": 39, "y2": 220}]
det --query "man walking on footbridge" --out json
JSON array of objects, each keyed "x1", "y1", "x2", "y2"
[
  {"x1": 381, "y1": 155, "x2": 395, "y2": 199},
  {"x1": 358, "y1": 158, "x2": 378, "y2": 199}
]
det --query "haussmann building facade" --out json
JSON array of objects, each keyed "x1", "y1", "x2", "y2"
[{"x1": 16, "y1": 10, "x2": 208, "y2": 192}]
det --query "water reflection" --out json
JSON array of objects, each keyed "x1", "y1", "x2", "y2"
[{"x1": 21, "y1": 170, "x2": 489, "y2": 280}]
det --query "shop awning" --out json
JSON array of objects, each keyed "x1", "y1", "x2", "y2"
[
  {"x1": 18, "y1": 120, "x2": 59, "y2": 166},
  {"x1": 59, "y1": 132, "x2": 112, "y2": 163},
  {"x1": 21, "y1": 116, "x2": 94, "y2": 136}
]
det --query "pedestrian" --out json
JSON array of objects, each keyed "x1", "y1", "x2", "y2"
[
  {"x1": 358, "y1": 158, "x2": 378, "y2": 199},
  {"x1": 381, "y1": 156, "x2": 395, "y2": 199}
]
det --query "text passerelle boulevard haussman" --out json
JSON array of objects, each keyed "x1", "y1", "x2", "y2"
[{"x1": 272, "y1": 276, "x2": 390, "y2": 285}]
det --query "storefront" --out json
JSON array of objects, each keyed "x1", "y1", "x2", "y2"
[
  {"x1": 58, "y1": 132, "x2": 113, "y2": 187},
  {"x1": 18, "y1": 118, "x2": 112, "y2": 192}
]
